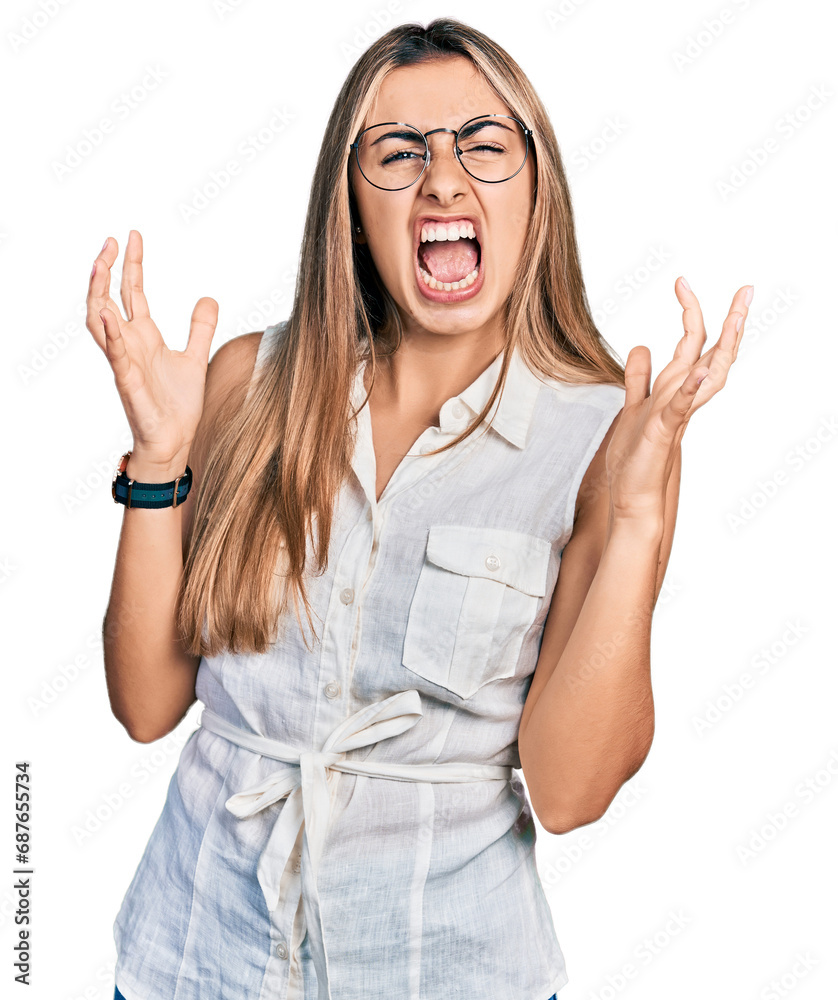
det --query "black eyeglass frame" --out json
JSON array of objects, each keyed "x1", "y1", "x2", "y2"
[{"x1": 349, "y1": 113, "x2": 534, "y2": 192}]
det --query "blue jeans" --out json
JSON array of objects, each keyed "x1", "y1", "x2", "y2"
[{"x1": 116, "y1": 986, "x2": 558, "y2": 998}]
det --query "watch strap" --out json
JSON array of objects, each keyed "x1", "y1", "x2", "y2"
[{"x1": 112, "y1": 451, "x2": 192, "y2": 509}]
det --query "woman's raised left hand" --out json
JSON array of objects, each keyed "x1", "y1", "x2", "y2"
[{"x1": 605, "y1": 278, "x2": 753, "y2": 521}]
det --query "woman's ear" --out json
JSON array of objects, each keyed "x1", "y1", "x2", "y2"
[
  {"x1": 350, "y1": 208, "x2": 366, "y2": 244},
  {"x1": 349, "y1": 189, "x2": 367, "y2": 244}
]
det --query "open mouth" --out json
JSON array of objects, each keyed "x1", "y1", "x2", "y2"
[{"x1": 414, "y1": 219, "x2": 484, "y2": 299}]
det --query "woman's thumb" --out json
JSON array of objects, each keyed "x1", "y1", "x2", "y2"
[{"x1": 187, "y1": 297, "x2": 219, "y2": 363}]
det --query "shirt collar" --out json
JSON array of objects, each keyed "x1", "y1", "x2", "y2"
[
  {"x1": 352, "y1": 341, "x2": 543, "y2": 450},
  {"x1": 455, "y1": 341, "x2": 543, "y2": 448}
]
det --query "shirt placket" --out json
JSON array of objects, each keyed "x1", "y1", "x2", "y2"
[
  {"x1": 258, "y1": 830, "x2": 306, "y2": 1000},
  {"x1": 340, "y1": 395, "x2": 472, "y2": 678}
]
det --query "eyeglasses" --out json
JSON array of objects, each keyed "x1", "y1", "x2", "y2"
[{"x1": 350, "y1": 114, "x2": 534, "y2": 191}]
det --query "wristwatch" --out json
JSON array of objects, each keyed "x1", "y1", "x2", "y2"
[{"x1": 112, "y1": 451, "x2": 192, "y2": 509}]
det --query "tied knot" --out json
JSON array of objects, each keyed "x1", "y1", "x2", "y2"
[{"x1": 300, "y1": 749, "x2": 343, "y2": 774}]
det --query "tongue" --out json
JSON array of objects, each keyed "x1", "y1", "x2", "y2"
[{"x1": 418, "y1": 237, "x2": 479, "y2": 282}]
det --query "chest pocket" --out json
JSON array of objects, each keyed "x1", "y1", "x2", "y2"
[{"x1": 402, "y1": 525, "x2": 551, "y2": 700}]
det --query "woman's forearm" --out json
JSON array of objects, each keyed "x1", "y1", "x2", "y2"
[
  {"x1": 103, "y1": 450, "x2": 201, "y2": 743},
  {"x1": 518, "y1": 514, "x2": 664, "y2": 833}
]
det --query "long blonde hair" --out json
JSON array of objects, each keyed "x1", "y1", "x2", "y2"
[{"x1": 177, "y1": 16, "x2": 626, "y2": 658}]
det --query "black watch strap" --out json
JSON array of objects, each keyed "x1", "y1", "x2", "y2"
[{"x1": 112, "y1": 451, "x2": 193, "y2": 509}]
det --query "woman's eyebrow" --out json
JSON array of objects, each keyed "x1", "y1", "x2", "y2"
[
  {"x1": 367, "y1": 127, "x2": 424, "y2": 146},
  {"x1": 458, "y1": 119, "x2": 515, "y2": 140}
]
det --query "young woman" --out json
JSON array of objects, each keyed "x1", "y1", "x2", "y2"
[{"x1": 91, "y1": 18, "x2": 751, "y2": 1000}]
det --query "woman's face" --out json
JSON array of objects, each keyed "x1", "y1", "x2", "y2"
[{"x1": 349, "y1": 56, "x2": 536, "y2": 347}]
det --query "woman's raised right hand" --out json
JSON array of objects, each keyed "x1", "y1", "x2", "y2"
[{"x1": 86, "y1": 229, "x2": 219, "y2": 470}]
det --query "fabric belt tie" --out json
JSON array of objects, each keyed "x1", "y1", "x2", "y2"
[{"x1": 198, "y1": 688, "x2": 513, "y2": 1000}]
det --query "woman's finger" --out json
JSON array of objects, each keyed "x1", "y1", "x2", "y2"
[
  {"x1": 665, "y1": 304, "x2": 741, "y2": 428},
  {"x1": 672, "y1": 277, "x2": 708, "y2": 366},
  {"x1": 120, "y1": 229, "x2": 151, "y2": 322},
  {"x1": 658, "y1": 364, "x2": 711, "y2": 437},
  {"x1": 696, "y1": 306, "x2": 742, "y2": 393},
  {"x1": 693, "y1": 284, "x2": 753, "y2": 370},
  {"x1": 87, "y1": 237, "x2": 125, "y2": 350},
  {"x1": 99, "y1": 306, "x2": 132, "y2": 383},
  {"x1": 723, "y1": 284, "x2": 753, "y2": 362}
]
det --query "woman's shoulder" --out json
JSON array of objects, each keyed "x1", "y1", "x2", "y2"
[
  {"x1": 207, "y1": 321, "x2": 287, "y2": 393},
  {"x1": 208, "y1": 327, "x2": 265, "y2": 376},
  {"x1": 180, "y1": 323, "x2": 286, "y2": 554}
]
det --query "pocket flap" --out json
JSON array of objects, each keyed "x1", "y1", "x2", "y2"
[{"x1": 425, "y1": 525, "x2": 551, "y2": 597}]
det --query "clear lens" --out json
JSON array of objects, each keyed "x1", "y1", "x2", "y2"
[
  {"x1": 356, "y1": 124, "x2": 427, "y2": 189},
  {"x1": 356, "y1": 116, "x2": 528, "y2": 189}
]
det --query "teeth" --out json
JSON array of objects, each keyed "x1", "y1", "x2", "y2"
[
  {"x1": 416, "y1": 220, "x2": 481, "y2": 291},
  {"x1": 420, "y1": 221, "x2": 476, "y2": 243},
  {"x1": 417, "y1": 265, "x2": 480, "y2": 291}
]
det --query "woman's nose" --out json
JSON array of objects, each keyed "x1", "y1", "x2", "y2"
[{"x1": 419, "y1": 137, "x2": 468, "y2": 195}]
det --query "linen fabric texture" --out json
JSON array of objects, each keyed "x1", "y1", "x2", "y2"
[{"x1": 112, "y1": 321, "x2": 626, "y2": 1000}]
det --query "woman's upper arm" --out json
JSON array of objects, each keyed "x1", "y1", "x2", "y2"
[{"x1": 180, "y1": 330, "x2": 265, "y2": 556}]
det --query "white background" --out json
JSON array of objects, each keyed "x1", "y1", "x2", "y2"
[{"x1": 3, "y1": 1, "x2": 837, "y2": 998}]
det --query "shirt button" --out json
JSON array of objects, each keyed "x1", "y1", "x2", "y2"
[
  {"x1": 340, "y1": 587, "x2": 355, "y2": 604},
  {"x1": 485, "y1": 554, "x2": 501, "y2": 571},
  {"x1": 276, "y1": 940, "x2": 289, "y2": 960},
  {"x1": 324, "y1": 680, "x2": 341, "y2": 698},
  {"x1": 451, "y1": 402, "x2": 466, "y2": 419},
  {"x1": 420, "y1": 443, "x2": 435, "y2": 455}
]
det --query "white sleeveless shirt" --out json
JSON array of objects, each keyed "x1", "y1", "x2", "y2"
[{"x1": 112, "y1": 321, "x2": 626, "y2": 1000}]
